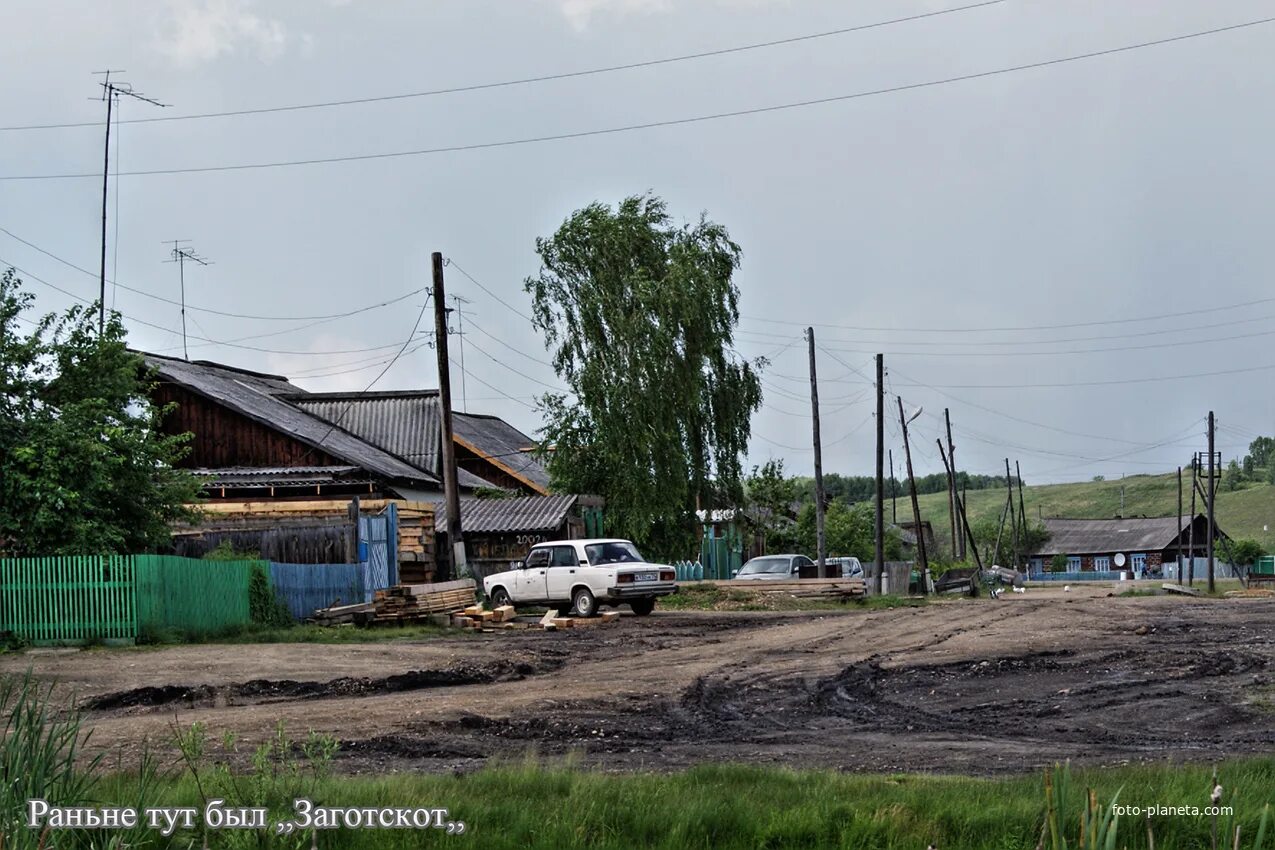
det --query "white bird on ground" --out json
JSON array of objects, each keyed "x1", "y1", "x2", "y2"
[
  {"x1": 1013, "y1": 586, "x2": 1026, "y2": 594},
  {"x1": 1212, "y1": 783, "x2": 1223, "y2": 804},
  {"x1": 1063, "y1": 585, "x2": 1071, "y2": 592}
]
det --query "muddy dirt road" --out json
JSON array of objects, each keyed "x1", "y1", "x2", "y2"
[{"x1": 5, "y1": 587, "x2": 1273, "y2": 775}]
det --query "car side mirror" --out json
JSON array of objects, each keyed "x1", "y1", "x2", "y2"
[{"x1": 513, "y1": 560, "x2": 525, "y2": 569}]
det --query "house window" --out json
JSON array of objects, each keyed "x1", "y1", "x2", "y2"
[
  {"x1": 1067, "y1": 557, "x2": 1081, "y2": 571},
  {"x1": 1094, "y1": 556, "x2": 1111, "y2": 571}
]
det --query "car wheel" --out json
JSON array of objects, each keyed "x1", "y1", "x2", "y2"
[
  {"x1": 490, "y1": 587, "x2": 512, "y2": 609},
  {"x1": 629, "y1": 598, "x2": 656, "y2": 616},
  {"x1": 572, "y1": 587, "x2": 597, "y2": 618}
]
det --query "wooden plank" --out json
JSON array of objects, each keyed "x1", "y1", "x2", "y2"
[
  {"x1": 601, "y1": 611, "x2": 621, "y2": 622},
  {"x1": 551, "y1": 617, "x2": 574, "y2": 629},
  {"x1": 1162, "y1": 583, "x2": 1203, "y2": 596},
  {"x1": 539, "y1": 610, "x2": 558, "y2": 631},
  {"x1": 493, "y1": 605, "x2": 516, "y2": 622}
]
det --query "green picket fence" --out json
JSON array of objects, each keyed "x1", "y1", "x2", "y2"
[
  {"x1": 0, "y1": 555, "x2": 263, "y2": 645},
  {"x1": 134, "y1": 555, "x2": 257, "y2": 638},
  {"x1": 0, "y1": 556, "x2": 137, "y2": 645}
]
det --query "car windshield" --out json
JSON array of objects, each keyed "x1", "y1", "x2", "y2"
[
  {"x1": 585, "y1": 541, "x2": 644, "y2": 565},
  {"x1": 739, "y1": 557, "x2": 793, "y2": 575}
]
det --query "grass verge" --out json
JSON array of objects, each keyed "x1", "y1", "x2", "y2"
[
  {"x1": 659, "y1": 583, "x2": 927, "y2": 612},
  {"x1": 78, "y1": 757, "x2": 1275, "y2": 850}
]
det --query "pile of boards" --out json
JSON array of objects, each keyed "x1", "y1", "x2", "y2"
[
  {"x1": 310, "y1": 578, "x2": 477, "y2": 626},
  {"x1": 710, "y1": 577, "x2": 867, "y2": 599},
  {"x1": 452, "y1": 605, "x2": 622, "y2": 632}
]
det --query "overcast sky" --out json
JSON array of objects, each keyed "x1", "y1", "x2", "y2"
[{"x1": 3, "y1": 0, "x2": 1274, "y2": 486}]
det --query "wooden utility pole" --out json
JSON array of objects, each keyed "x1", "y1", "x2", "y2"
[
  {"x1": 1005, "y1": 458, "x2": 1019, "y2": 570},
  {"x1": 888, "y1": 448, "x2": 897, "y2": 524},
  {"x1": 874, "y1": 353, "x2": 885, "y2": 591},
  {"x1": 433, "y1": 253, "x2": 466, "y2": 581},
  {"x1": 944, "y1": 408, "x2": 959, "y2": 559},
  {"x1": 808, "y1": 328, "x2": 827, "y2": 576},
  {"x1": 938, "y1": 439, "x2": 982, "y2": 570},
  {"x1": 1015, "y1": 460, "x2": 1028, "y2": 544},
  {"x1": 1188, "y1": 458, "x2": 1197, "y2": 586},
  {"x1": 1207, "y1": 411, "x2": 1216, "y2": 594},
  {"x1": 99, "y1": 85, "x2": 113, "y2": 334},
  {"x1": 897, "y1": 396, "x2": 928, "y2": 594},
  {"x1": 1177, "y1": 465, "x2": 1184, "y2": 585}
]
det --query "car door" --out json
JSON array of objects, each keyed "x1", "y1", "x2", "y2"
[
  {"x1": 516, "y1": 548, "x2": 550, "y2": 602},
  {"x1": 793, "y1": 556, "x2": 813, "y2": 577},
  {"x1": 545, "y1": 545, "x2": 582, "y2": 601}
]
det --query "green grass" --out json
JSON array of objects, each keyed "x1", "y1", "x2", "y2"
[
  {"x1": 133, "y1": 622, "x2": 448, "y2": 647},
  {"x1": 916, "y1": 473, "x2": 1275, "y2": 557},
  {"x1": 77, "y1": 758, "x2": 1275, "y2": 849}
]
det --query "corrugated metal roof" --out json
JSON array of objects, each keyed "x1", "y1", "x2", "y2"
[
  {"x1": 191, "y1": 466, "x2": 373, "y2": 488},
  {"x1": 453, "y1": 412, "x2": 550, "y2": 492},
  {"x1": 435, "y1": 494, "x2": 578, "y2": 535},
  {"x1": 292, "y1": 392, "x2": 546, "y2": 491},
  {"x1": 139, "y1": 352, "x2": 441, "y2": 487},
  {"x1": 1034, "y1": 515, "x2": 1206, "y2": 557}
]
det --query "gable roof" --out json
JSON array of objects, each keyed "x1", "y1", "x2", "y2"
[
  {"x1": 453, "y1": 412, "x2": 550, "y2": 493},
  {"x1": 1033, "y1": 515, "x2": 1219, "y2": 557},
  {"x1": 434, "y1": 494, "x2": 578, "y2": 535},
  {"x1": 139, "y1": 352, "x2": 442, "y2": 488},
  {"x1": 291, "y1": 391, "x2": 548, "y2": 493}
]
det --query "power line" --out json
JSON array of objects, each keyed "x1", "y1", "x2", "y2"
[
  {"x1": 743, "y1": 292, "x2": 1275, "y2": 336},
  {"x1": 740, "y1": 308, "x2": 1275, "y2": 347},
  {"x1": 449, "y1": 357, "x2": 538, "y2": 410},
  {"x1": 445, "y1": 257, "x2": 532, "y2": 321},
  {"x1": 0, "y1": 225, "x2": 430, "y2": 322},
  {"x1": 7, "y1": 16, "x2": 1273, "y2": 181},
  {"x1": 894, "y1": 362, "x2": 1275, "y2": 389},
  {"x1": 0, "y1": 1, "x2": 1006, "y2": 132}
]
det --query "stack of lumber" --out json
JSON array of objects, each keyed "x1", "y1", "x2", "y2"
[
  {"x1": 451, "y1": 604, "x2": 519, "y2": 630},
  {"x1": 370, "y1": 579, "x2": 476, "y2": 623},
  {"x1": 708, "y1": 578, "x2": 867, "y2": 599},
  {"x1": 541, "y1": 610, "x2": 622, "y2": 630},
  {"x1": 311, "y1": 578, "x2": 476, "y2": 626}
]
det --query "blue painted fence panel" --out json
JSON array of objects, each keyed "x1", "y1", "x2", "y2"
[
  {"x1": 1029, "y1": 571, "x2": 1124, "y2": 582},
  {"x1": 269, "y1": 563, "x2": 366, "y2": 621}
]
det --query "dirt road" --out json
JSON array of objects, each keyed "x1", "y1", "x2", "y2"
[{"x1": 5, "y1": 586, "x2": 1273, "y2": 775}]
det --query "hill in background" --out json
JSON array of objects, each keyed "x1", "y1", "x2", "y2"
[{"x1": 907, "y1": 472, "x2": 1275, "y2": 559}]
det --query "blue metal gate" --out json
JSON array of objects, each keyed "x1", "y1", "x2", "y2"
[{"x1": 357, "y1": 508, "x2": 399, "y2": 601}]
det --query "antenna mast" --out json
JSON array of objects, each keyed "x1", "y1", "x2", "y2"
[
  {"x1": 163, "y1": 240, "x2": 211, "y2": 361},
  {"x1": 94, "y1": 71, "x2": 167, "y2": 334}
]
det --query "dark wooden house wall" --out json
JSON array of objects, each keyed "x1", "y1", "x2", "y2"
[
  {"x1": 155, "y1": 383, "x2": 341, "y2": 469},
  {"x1": 455, "y1": 444, "x2": 529, "y2": 492}
]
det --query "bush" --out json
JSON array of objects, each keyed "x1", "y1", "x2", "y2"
[
  {"x1": 248, "y1": 564, "x2": 294, "y2": 628},
  {"x1": 1050, "y1": 554, "x2": 1069, "y2": 573}
]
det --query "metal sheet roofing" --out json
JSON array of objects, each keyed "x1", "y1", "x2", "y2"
[
  {"x1": 434, "y1": 494, "x2": 579, "y2": 535},
  {"x1": 1034, "y1": 515, "x2": 1206, "y2": 557},
  {"x1": 139, "y1": 353, "x2": 441, "y2": 487},
  {"x1": 292, "y1": 392, "x2": 545, "y2": 492},
  {"x1": 453, "y1": 412, "x2": 550, "y2": 493},
  {"x1": 190, "y1": 466, "x2": 373, "y2": 488}
]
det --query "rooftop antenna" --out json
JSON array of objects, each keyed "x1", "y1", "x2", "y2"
[
  {"x1": 450, "y1": 294, "x2": 470, "y2": 412},
  {"x1": 93, "y1": 71, "x2": 167, "y2": 334},
  {"x1": 163, "y1": 240, "x2": 211, "y2": 361}
]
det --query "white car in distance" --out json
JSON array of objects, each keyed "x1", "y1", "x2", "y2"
[{"x1": 483, "y1": 538, "x2": 677, "y2": 617}]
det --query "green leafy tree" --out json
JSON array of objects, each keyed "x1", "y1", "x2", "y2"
[
  {"x1": 1229, "y1": 538, "x2": 1266, "y2": 567},
  {"x1": 794, "y1": 500, "x2": 903, "y2": 561},
  {"x1": 1247, "y1": 435, "x2": 1275, "y2": 468},
  {"x1": 745, "y1": 459, "x2": 800, "y2": 550},
  {"x1": 1050, "y1": 553, "x2": 1069, "y2": 573},
  {"x1": 1242, "y1": 454, "x2": 1256, "y2": 480},
  {"x1": 0, "y1": 270, "x2": 201, "y2": 555},
  {"x1": 971, "y1": 515, "x2": 1049, "y2": 567},
  {"x1": 1223, "y1": 459, "x2": 1243, "y2": 492},
  {"x1": 526, "y1": 195, "x2": 762, "y2": 558}
]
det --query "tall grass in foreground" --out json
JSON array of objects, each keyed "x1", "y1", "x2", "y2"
[{"x1": 3, "y1": 670, "x2": 1275, "y2": 848}]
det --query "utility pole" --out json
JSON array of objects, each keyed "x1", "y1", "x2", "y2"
[
  {"x1": 808, "y1": 329, "x2": 827, "y2": 575},
  {"x1": 450, "y1": 294, "x2": 470, "y2": 412},
  {"x1": 93, "y1": 71, "x2": 166, "y2": 334},
  {"x1": 163, "y1": 240, "x2": 210, "y2": 361},
  {"x1": 874, "y1": 353, "x2": 885, "y2": 590},
  {"x1": 1207, "y1": 411, "x2": 1216, "y2": 594},
  {"x1": 433, "y1": 253, "x2": 466, "y2": 581},
  {"x1": 1015, "y1": 460, "x2": 1028, "y2": 545},
  {"x1": 1005, "y1": 458, "x2": 1019, "y2": 570},
  {"x1": 1177, "y1": 465, "x2": 1184, "y2": 585},
  {"x1": 1188, "y1": 457, "x2": 1197, "y2": 587},
  {"x1": 888, "y1": 448, "x2": 897, "y2": 524},
  {"x1": 938, "y1": 439, "x2": 982, "y2": 570},
  {"x1": 897, "y1": 396, "x2": 928, "y2": 594},
  {"x1": 944, "y1": 408, "x2": 959, "y2": 559}
]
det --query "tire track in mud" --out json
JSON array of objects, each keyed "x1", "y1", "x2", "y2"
[{"x1": 82, "y1": 658, "x2": 559, "y2": 715}]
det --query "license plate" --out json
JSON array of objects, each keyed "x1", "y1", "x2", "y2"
[{"x1": 633, "y1": 573, "x2": 658, "y2": 582}]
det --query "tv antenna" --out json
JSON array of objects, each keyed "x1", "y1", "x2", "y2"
[
  {"x1": 94, "y1": 70, "x2": 168, "y2": 334},
  {"x1": 163, "y1": 240, "x2": 212, "y2": 361}
]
